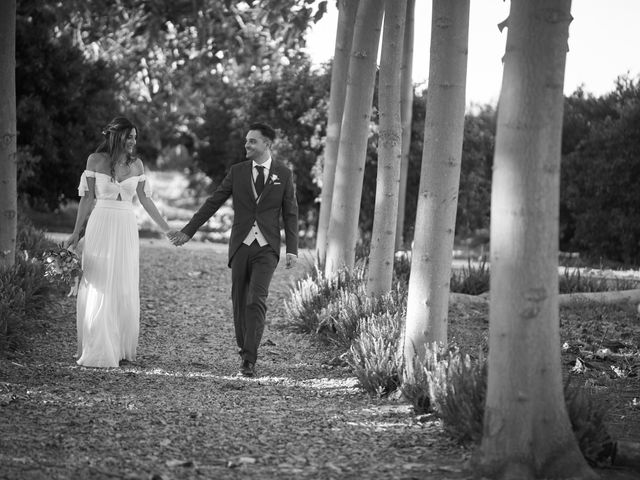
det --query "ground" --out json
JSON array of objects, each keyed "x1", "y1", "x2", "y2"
[{"x1": 1, "y1": 240, "x2": 639, "y2": 480}]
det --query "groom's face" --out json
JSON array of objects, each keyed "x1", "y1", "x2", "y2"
[{"x1": 245, "y1": 130, "x2": 270, "y2": 163}]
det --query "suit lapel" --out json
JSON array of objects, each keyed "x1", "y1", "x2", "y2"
[
  {"x1": 242, "y1": 161, "x2": 258, "y2": 201},
  {"x1": 260, "y1": 162, "x2": 280, "y2": 200}
]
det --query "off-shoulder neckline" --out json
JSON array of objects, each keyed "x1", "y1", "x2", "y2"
[{"x1": 86, "y1": 170, "x2": 145, "y2": 183}]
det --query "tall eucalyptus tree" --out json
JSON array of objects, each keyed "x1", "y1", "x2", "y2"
[
  {"x1": 316, "y1": 0, "x2": 359, "y2": 265},
  {"x1": 0, "y1": 0, "x2": 17, "y2": 269},
  {"x1": 366, "y1": 0, "x2": 407, "y2": 295},
  {"x1": 478, "y1": 2, "x2": 597, "y2": 479},
  {"x1": 325, "y1": 0, "x2": 384, "y2": 274},
  {"x1": 403, "y1": 0, "x2": 470, "y2": 373},
  {"x1": 395, "y1": 0, "x2": 415, "y2": 251}
]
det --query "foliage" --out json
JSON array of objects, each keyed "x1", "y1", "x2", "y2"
[
  {"x1": 16, "y1": 0, "x2": 328, "y2": 217},
  {"x1": 456, "y1": 106, "x2": 496, "y2": 238},
  {"x1": 560, "y1": 76, "x2": 640, "y2": 264},
  {"x1": 318, "y1": 285, "x2": 406, "y2": 349},
  {"x1": 401, "y1": 259, "x2": 637, "y2": 296},
  {"x1": 0, "y1": 254, "x2": 55, "y2": 353},
  {"x1": 0, "y1": 215, "x2": 58, "y2": 353},
  {"x1": 450, "y1": 259, "x2": 490, "y2": 295},
  {"x1": 16, "y1": 0, "x2": 120, "y2": 209},
  {"x1": 348, "y1": 311, "x2": 404, "y2": 397},
  {"x1": 564, "y1": 379, "x2": 616, "y2": 467},
  {"x1": 404, "y1": 76, "x2": 640, "y2": 265},
  {"x1": 16, "y1": 211, "x2": 58, "y2": 257},
  {"x1": 284, "y1": 262, "x2": 368, "y2": 335},
  {"x1": 402, "y1": 345, "x2": 617, "y2": 462},
  {"x1": 193, "y1": 59, "x2": 330, "y2": 228},
  {"x1": 559, "y1": 268, "x2": 639, "y2": 293},
  {"x1": 402, "y1": 345, "x2": 486, "y2": 443}
]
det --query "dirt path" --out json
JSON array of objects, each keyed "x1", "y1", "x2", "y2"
[{"x1": 0, "y1": 240, "x2": 469, "y2": 480}]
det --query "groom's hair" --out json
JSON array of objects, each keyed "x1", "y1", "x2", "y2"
[{"x1": 249, "y1": 122, "x2": 276, "y2": 142}]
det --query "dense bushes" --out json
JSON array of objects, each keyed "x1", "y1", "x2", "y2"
[
  {"x1": 560, "y1": 78, "x2": 640, "y2": 264},
  {"x1": 286, "y1": 260, "x2": 619, "y2": 463},
  {"x1": 16, "y1": 1, "x2": 120, "y2": 209},
  {"x1": 0, "y1": 215, "x2": 59, "y2": 353}
]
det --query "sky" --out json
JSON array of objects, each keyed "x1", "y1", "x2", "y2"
[{"x1": 304, "y1": 0, "x2": 640, "y2": 107}]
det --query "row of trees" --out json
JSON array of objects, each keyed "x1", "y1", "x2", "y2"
[
  {"x1": 7, "y1": 0, "x2": 639, "y2": 265},
  {"x1": 316, "y1": 0, "x2": 596, "y2": 478},
  {"x1": 0, "y1": 1, "x2": 637, "y2": 476}
]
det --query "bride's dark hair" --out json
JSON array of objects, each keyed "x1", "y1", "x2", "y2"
[{"x1": 96, "y1": 117, "x2": 137, "y2": 180}]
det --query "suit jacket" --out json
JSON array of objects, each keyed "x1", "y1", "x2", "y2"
[{"x1": 181, "y1": 160, "x2": 298, "y2": 266}]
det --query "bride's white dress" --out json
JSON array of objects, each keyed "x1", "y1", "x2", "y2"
[{"x1": 75, "y1": 171, "x2": 150, "y2": 367}]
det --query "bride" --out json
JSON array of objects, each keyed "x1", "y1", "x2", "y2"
[{"x1": 65, "y1": 117, "x2": 171, "y2": 368}]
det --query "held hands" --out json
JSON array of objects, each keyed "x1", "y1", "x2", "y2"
[{"x1": 166, "y1": 230, "x2": 190, "y2": 246}]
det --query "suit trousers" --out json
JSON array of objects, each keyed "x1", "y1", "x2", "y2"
[{"x1": 230, "y1": 241, "x2": 278, "y2": 363}]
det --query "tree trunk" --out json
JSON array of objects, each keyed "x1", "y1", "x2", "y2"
[
  {"x1": 366, "y1": 0, "x2": 407, "y2": 296},
  {"x1": 477, "y1": 2, "x2": 597, "y2": 479},
  {"x1": 403, "y1": 0, "x2": 469, "y2": 375},
  {"x1": 395, "y1": 0, "x2": 415, "y2": 251},
  {"x1": 316, "y1": 0, "x2": 359, "y2": 265},
  {"x1": 0, "y1": 0, "x2": 17, "y2": 270},
  {"x1": 325, "y1": 0, "x2": 384, "y2": 275}
]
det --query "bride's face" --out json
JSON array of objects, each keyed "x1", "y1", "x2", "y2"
[{"x1": 124, "y1": 129, "x2": 137, "y2": 154}]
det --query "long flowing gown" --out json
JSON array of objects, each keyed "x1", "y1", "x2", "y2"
[{"x1": 75, "y1": 170, "x2": 151, "y2": 367}]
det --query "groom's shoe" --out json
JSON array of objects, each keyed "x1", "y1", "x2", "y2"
[{"x1": 240, "y1": 360, "x2": 255, "y2": 377}]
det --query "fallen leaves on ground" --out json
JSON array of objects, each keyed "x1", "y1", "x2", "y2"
[{"x1": 0, "y1": 241, "x2": 472, "y2": 480}]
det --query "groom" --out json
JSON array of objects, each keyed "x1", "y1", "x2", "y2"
[{"x1": 169, "y1": 123, "x2": 298, "y2": 377}]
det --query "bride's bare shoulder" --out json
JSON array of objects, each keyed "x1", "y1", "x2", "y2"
[
  {"x1": 132, "y1": 157, "x2": 145, "y2": 175},
  {"x1": 86, "y1": 152, "x2": 109, "y2": 170}
]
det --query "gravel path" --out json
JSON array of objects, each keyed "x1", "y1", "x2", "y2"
[{"x1": 0, "y1": 240, "x2": 469, "y2": 480}]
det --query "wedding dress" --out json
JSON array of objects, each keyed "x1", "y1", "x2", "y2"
[{"x1": 75, "y1": 171, "x2": 150, "y2": 367}]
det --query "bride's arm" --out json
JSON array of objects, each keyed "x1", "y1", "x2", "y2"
[
  {"x1": 65, "y1": 193, "x2": 95, "y2": 249},
  {"x1": 136, "y1": 181, "x2": 171, "y2": 233},
  {"x1": 64, "y1": 157, "x2": 98, "y2": 249}
]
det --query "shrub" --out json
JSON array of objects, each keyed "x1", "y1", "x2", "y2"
[
  {"x1": 0, "y1": 253, "x2": 55, "y2": 352},
  {"x1": 284, "y1": 262, "x2": 367, "y2": 334},
  {"x1": 319, "y1": 284, "x2": 406, "y2": 349},
  {"x1": 1, "y1": 216, "x2": 58, "y2": 354},
  {"x1": 402, "y1": 345, "x2": 615, "y2": 464},
  {"x1": 17, "y1": 218, "x2": 58, "y2": 256},
  {"x1": 348, "y1": 311, "x2": 404, "y2": 397},
  {"x1": 559, "y1": 268, "x2": 639, "y2": 294},
  {"x1": 450, "y1": 259, "x2": 490, "y2": 295},
  {"x1": 402, "y1": 345, "x2": 486, "y2": 443},
  {"x1": 564, "y1": 379, "x2": 615, "y2": 467}
]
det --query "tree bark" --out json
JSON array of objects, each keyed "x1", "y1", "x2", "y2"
[
  {"x1": 366, "y1": 0, "x2": 407, "y2": 296},
  {"x1": 325, "y1": 0, "x2": 384, "y2": 275},
  {"x1": 477, "y1": 1, "x2": 597, "y2": 479},
  {"x1": 316, "y1": 0, "x2": 359, "y2": 265},
  {"x1": 395, "y1": 0, "x2": 415, "y2": 251},
  {"x1": 403, "y1": 0, "x2": 469, "y2": 375},
  {"x1": 0, "y1": 0, "x2": 17, "y2": 269}
]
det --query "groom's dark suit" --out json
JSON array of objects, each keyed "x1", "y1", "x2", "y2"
[{"x1": 181, "y1": 159, "x2": 298, "y2": 365}]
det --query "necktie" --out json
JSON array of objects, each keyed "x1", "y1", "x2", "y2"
[{"x1": 255, "y1": 165, "x2": 265, "y2": 196}]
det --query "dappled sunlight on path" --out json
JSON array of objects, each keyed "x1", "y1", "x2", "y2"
[{"x1": 0, "y1": 242, "x2": 471, "y2": 480}]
